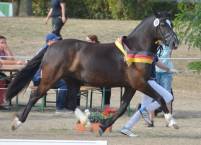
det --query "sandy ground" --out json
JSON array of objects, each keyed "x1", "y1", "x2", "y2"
[
  {"x1": 0, "y1": 18, "x2": 200, "y2": 145},
  {"x1": 1, "y1": 81, "x2": 201, "y2": 145}
]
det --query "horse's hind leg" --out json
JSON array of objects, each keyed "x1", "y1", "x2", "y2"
[
  {"x1": 11, "y1": 66, "x2": 63, "y2": 130},
  {"x1": 99, "y1": 87, "x2": 136, "y2": 136},
  {"x1": 11, "y1": 87, "x2": 46, "y2": 130}
]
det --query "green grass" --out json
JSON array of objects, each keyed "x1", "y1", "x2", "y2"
[{"x1": 187, "y1": 61, "x2": 201, "y2": 73}]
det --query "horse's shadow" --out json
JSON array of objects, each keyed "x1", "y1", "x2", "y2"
[{"x1": 174, "y1": 110, "x2": 201, "y2": 119}]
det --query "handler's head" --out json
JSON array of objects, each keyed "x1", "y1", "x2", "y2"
[{"x1": 46, "y1": 33, "x2": 61, "y2": 46}]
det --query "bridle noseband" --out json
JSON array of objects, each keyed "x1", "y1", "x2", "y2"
[{"x1": 156, "y1": 19, "x2": 175, "y2": 46}]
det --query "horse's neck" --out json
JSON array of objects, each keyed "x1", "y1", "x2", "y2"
[
  {"x1": 127, "y1": 17, "x2": 158, "y2": 53},
  {"x1": 127, "y1": 32, "x2": 155, "y2": 53}
]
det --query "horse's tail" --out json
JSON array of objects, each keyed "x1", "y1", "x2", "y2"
[{"x1": 6, "y1": 48, "x2": 47, "y2": 101}]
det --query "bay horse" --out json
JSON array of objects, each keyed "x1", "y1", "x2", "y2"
[{"x1": 6, "y1": 12, "x2": 179, "y2": 135}]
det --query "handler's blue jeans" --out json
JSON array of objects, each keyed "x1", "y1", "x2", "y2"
[{"x1": 156, "y1": 72, "x2": 173, "y2": 93}]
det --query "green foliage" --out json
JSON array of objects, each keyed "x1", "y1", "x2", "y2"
[
  {"x1": 174, "y1": 1, "x2": 201, "y2": 50},
  {"x1": 187, "y1": 61, "x2": 201, "y2": 73},
  {"x1": 66, "y1": 0, "x2": 88, "y2": 18},
  {"x1": 88, "y1": 111, "x2": 115, "y2": 123},
  {"x1": 83, "y1": 0, "x2": 111, "y2": 19},
  {"x1": 30, "y1": 0, "x2": 178, "y2": 19},
  {"x1": 32, "y1": 0, "x2": 48, "y2": 16},
  {"x1": 107, "y1": 0, "x2": 126, "y2": 19}
]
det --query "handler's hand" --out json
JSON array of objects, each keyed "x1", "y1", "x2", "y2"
[
  {"x1": 169, "y1": 68, "x2": 179, "y2": 73},
  {"x1": 62, "y1": 16, "x2": 66, "y2": 23}
]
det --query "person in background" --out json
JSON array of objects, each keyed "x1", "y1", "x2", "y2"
[
  {"x1": 0, "y1": 35, "x2": 14, "y2": 60},
  {"x1": 0, "y1": 35, "x2": 25, "y2": 110},
  {"x1": 45, "y1": 0, "x2": 67, "y2": 38},
  {"x1": 0, "y1": 35, "x2": 26, "y2": 65},
  {"x1": 32, "y1": 33, "x2": 73, "y2": 114},
  {"x1": 86, "y1": 35, "x2": 115, "y2": 113}
]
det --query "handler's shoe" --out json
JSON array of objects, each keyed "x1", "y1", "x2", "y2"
[
  {"x1": 139, "y1": 108, "x2": 152, "y2": 125},
  {"x1": 120, "y1": 127, "x2": 138, "y2": 137},
  {"x1": 147, "y1": 120, "x2": 154, "y2": 128}
]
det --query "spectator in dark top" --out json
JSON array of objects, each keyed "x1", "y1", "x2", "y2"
[
  {"x1": 33, "y1": 33, "x2": 73, "y2": 115},
  {"x1": 45, "y1": 0, "x2": 67, "y2": 38}
]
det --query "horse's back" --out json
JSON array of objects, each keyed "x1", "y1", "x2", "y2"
[{"x1": 42, "y1": 39, "x2": 128, "y2": 86}]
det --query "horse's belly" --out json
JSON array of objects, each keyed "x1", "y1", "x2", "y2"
[{"x1": 80, "y1": 70, "x2": 125, "y2": 87}]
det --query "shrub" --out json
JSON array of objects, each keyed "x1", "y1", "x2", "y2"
[{"x1": 187, "y1": 61, "x2": 201, "y2": 73}]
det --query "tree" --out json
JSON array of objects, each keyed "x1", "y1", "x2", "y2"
[
  {"x1": 13, "y1": 0, "x2": 32, "y2": 16},
  {"x1": 175, "y1": 1, "x2": 201, "y2": 50}
]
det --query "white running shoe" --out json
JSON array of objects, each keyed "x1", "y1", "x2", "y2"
[{"x1": 120, "y1": 127, "x2": 138, "y2": 137}]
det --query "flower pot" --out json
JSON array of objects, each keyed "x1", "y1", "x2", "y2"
[{"x1": 74, "y1": 122, "x2": 112, "y2": 133}]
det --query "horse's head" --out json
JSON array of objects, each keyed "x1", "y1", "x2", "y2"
[
  {"x1": 154, "y1": 11, "x2": 179, "y2": 50},
  {"x1": 127, "y1": 12, "x2": 179, "y2": 52}
]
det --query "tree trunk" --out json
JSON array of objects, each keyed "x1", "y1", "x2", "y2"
[
  {"x1": 18, "y1": 0, "x2": 32, "y2": 16},
  {"x1": 13, "y1": 0, "x2": 20, "y2": 16}
]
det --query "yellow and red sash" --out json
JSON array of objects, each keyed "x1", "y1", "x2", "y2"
[
  {"x1": 115, "y1": 38, "x2": 153, "y2": 64},
  {"x1": 126, "y1": 54, "x2": 153, "y2": 64}
]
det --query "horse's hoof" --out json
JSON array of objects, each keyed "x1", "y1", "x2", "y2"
[
  {"x1": 168, "y1": 123, "x2": 179, "y2": 129},
  {"x1": 172, "y1": 124, "x2": 179, "y2": 129},
  {"x1": 11, "y1": 116, "x2": 22, "y2": 131}
]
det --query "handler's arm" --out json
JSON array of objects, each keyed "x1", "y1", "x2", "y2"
[
  {"x1": 60, "y1": 2, "x2": 67, "y2": 23},
  {"x1": 45, "y1": 8, "x2": 53, "y2": 24},
  {"x1": 156, "y1": 61, "x2": 170, "y2": 72}
]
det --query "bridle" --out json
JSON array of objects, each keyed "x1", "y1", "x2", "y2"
[{"x1": 156, "y1": 19, "x2": 176, "y2": 46}]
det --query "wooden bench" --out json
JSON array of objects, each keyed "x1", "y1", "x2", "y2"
[
  {"x1": 30, "y1": 86, "x2": 104, "y2": 112},
  {"x1": 15, "y1": 86, "x2": 130, "y2": 115}
]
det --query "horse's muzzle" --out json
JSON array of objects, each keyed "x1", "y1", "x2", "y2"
[{"x1": 166, "y1": 32, "x2": 179, "y2": 50}]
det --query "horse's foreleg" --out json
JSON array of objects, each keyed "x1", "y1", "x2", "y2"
[
  {"x1": 11, "y1": 88, "x2": 46, "y2": 131},
  {"x1": 99, "y1": 87, "x2": 136, "y2": 136},
  {"x1": 139, "y1": 81, "x2": 178, "y2": 129}
]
